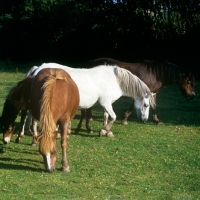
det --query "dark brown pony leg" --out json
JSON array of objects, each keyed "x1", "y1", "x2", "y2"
[
  {"x1": 152, "y1": 94, "x2": 163, "y2": 124},
  {"x1": 86, "y1": 108, "x2": 93, "y2": 133},
  {"x1": 121, "y1": 102, "x2": 134, "y2": 125},
  {"x1": 15, "y1": 108, "x2": 28, "y2": 143},
  {"x1": 75, "y1": 108, "x2": 93, "y2": 133},
  {"x1": 75, "y1": 109, "x2": 85, "y2": 133}
]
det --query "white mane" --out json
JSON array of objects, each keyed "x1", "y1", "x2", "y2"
[{"x1": 114, "y1": 66, "x2": 155, "y2": 108}]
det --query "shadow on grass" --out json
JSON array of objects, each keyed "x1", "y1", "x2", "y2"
[{"x1": 0, "y1": 158, "x2": 43, "y2": 172}]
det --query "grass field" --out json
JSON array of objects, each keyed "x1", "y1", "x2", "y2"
[{"x1": 0, "y1": 61, "x2": 200, "y2": 199}]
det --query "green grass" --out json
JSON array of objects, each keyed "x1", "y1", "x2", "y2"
[{"x1": 0, "y1": 61, "x2": 200, "y2": 199}]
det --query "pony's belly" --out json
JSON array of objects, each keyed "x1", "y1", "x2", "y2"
[{"x1": 78, "y1": 96, "x2": 98, "y2": 109}]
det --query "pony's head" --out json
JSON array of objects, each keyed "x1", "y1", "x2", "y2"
[
  {"x1": 178, "y1": 73, "x2": 196, "y2": 100},
  {"x1": 37, "y1": 132, "x2": 58, "y2": 172},
  {"x1": 0, "y1": 100, "x2": 18, "y2": 144},
  {"x1": 134, "y1": 93, "x2": 155, "y2": 123}
]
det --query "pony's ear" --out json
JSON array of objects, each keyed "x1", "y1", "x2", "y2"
[
  {"x1": 189, "y1": 73, "x2": 195, "y2": 79},
  {"x1": 145, "y1": 92, "x2": 156, "y2": 98}
]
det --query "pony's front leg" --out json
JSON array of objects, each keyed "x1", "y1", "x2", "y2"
[
  {"x1": 60, "y1": 122, "x2": 70, "y2": 172},
  {"x1": 100, "y1": 105, "x2": 116, "y2": 137},
  {"x1": 121, "y1": 101, "x2": 134, "y2": 125},
  {"x1": 31, "y1": 117, "x2": 38, "y2": 146},
  {"x1": 151, "y1": 94, "x2": 162, "y2": 124},
  {"x1": 15, "y1": 109, "x2": 28, "y2": 143},
  {"x1": 103, "y1": 110, "x2": 109, "y2": 126},
  {"x1": 24, "y1": 110, "x2": 32, "y2": 135}
]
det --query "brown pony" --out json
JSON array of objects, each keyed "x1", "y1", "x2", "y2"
[
  {"x1": 84, "y1": 58, "x2": 196, "y2": 125},
  {"x1": 0, "y1": 77, "x2": 33, "y2": 144},
  {"x1": 30, "y1": 68, "x2": 79, "y2": 172}
]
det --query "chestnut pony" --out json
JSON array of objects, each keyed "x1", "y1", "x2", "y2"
[
  {"x1": 85, "y1": 58, "x2": 196, "y2": 125},
  {"x1": 31, "y1": 68, "x2": 79, "y2": 172}
]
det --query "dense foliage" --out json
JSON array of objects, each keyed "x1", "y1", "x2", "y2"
[{"x1": 0, "y1": 0, "x2": 200, "y2": 65}]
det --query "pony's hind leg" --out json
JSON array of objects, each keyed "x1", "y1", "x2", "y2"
[
  {"x1": 60, "y1": 122, "x2": 70, "y2": 172},
  {"x1": 75, "y1": 109, "x2": 85, "y2": 134},
  {"x1": 67, "y1": 122, "x2": 71, "y2": 138},
  {"x1": 85, "y1": 108, "x2": 93, "y2": 133},
  {"x1": 75, "y1": 109, "x2": 93, "y2": 134}
]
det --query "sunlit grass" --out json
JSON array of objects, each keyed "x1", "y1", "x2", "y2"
[{"x1": 0, "y1": 62, "x2": 200, "y2": 199}]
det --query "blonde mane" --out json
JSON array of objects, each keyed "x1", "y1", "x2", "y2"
[{"x1": 114, "y1": 66, "x2": 155, "y2": 108}]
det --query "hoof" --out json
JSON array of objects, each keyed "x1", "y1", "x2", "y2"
[
  {"x1": 15, "y1": 138, "x2": 20, "y2": 143},
  {"x1": 15, "y1": 139, "x2": 20, "y2": 143},
  {"x1": 121, "y1": 120, "x2": 128, "y2": 125},
  {"x1": 99, "y1": 129, "x2": 107, "y2": 137},
  {"x1": 47, "y1": 168, "x2": 55, "y2": 173},
  {"x1": 63, "y1": 166, "x2": 70, "y2": 173},
  {"x1": 31, "y1": 143, "x2": 37, "y2": 146},
  {"x1": 88, "y1": 129, "x2": 93, "y2": 134},
  {"x1": 154, "y1": 120, "x2": 163, "y2": 125},
  {"x1": 107, "y1": 131, "x2": 114, "y2": 137}
]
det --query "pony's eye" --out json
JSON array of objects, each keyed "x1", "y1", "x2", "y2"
[
  {"x1": 51, "y1": 150, "x2": 57, "y2": 155},
  {"x1": 144, "y1": 103, "x2": 149, "y2": 108}
]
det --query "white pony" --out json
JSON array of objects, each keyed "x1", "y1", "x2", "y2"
[{"x1": 27, "y1": 63, "x2": 155, "y2": 137}]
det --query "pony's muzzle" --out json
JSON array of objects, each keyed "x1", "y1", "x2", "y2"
[
  {"x1": 3, "y1": 137, "x2": 11, "y2": 144},
  {"x1": 187, "y1": 92, "x2": 196, "y2": 100},
  {"x1": 141, "y1": 119, "x2": 147, "y2": 123}
]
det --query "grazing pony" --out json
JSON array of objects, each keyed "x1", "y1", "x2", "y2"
[
  {"x1": 85, "y1": 58, "x2": 196, "y2": 124},
  {"x1": 0, "y1": 77, "x2": 33, "y2": 144},
  {"x1": 32, "y1": 63, "x2": 155, "y2": 137},
  {"x1": 31, "y1": 68, "x2": 79, "y2": 172},
  {"x1": 0, "y1": 66, "x2": 39, "y2": 145}
]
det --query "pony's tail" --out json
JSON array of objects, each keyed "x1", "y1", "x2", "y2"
[
  {"x1": 37, "y1": 70, "x2": 59, "y2": 153},
  {"x1": 40, "y1": 73, "x2": 58, "y2": 134}
]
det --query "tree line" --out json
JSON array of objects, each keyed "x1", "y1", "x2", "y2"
[{"x1": 0, "y1": 0, "x2": 199, "y2": 66}]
